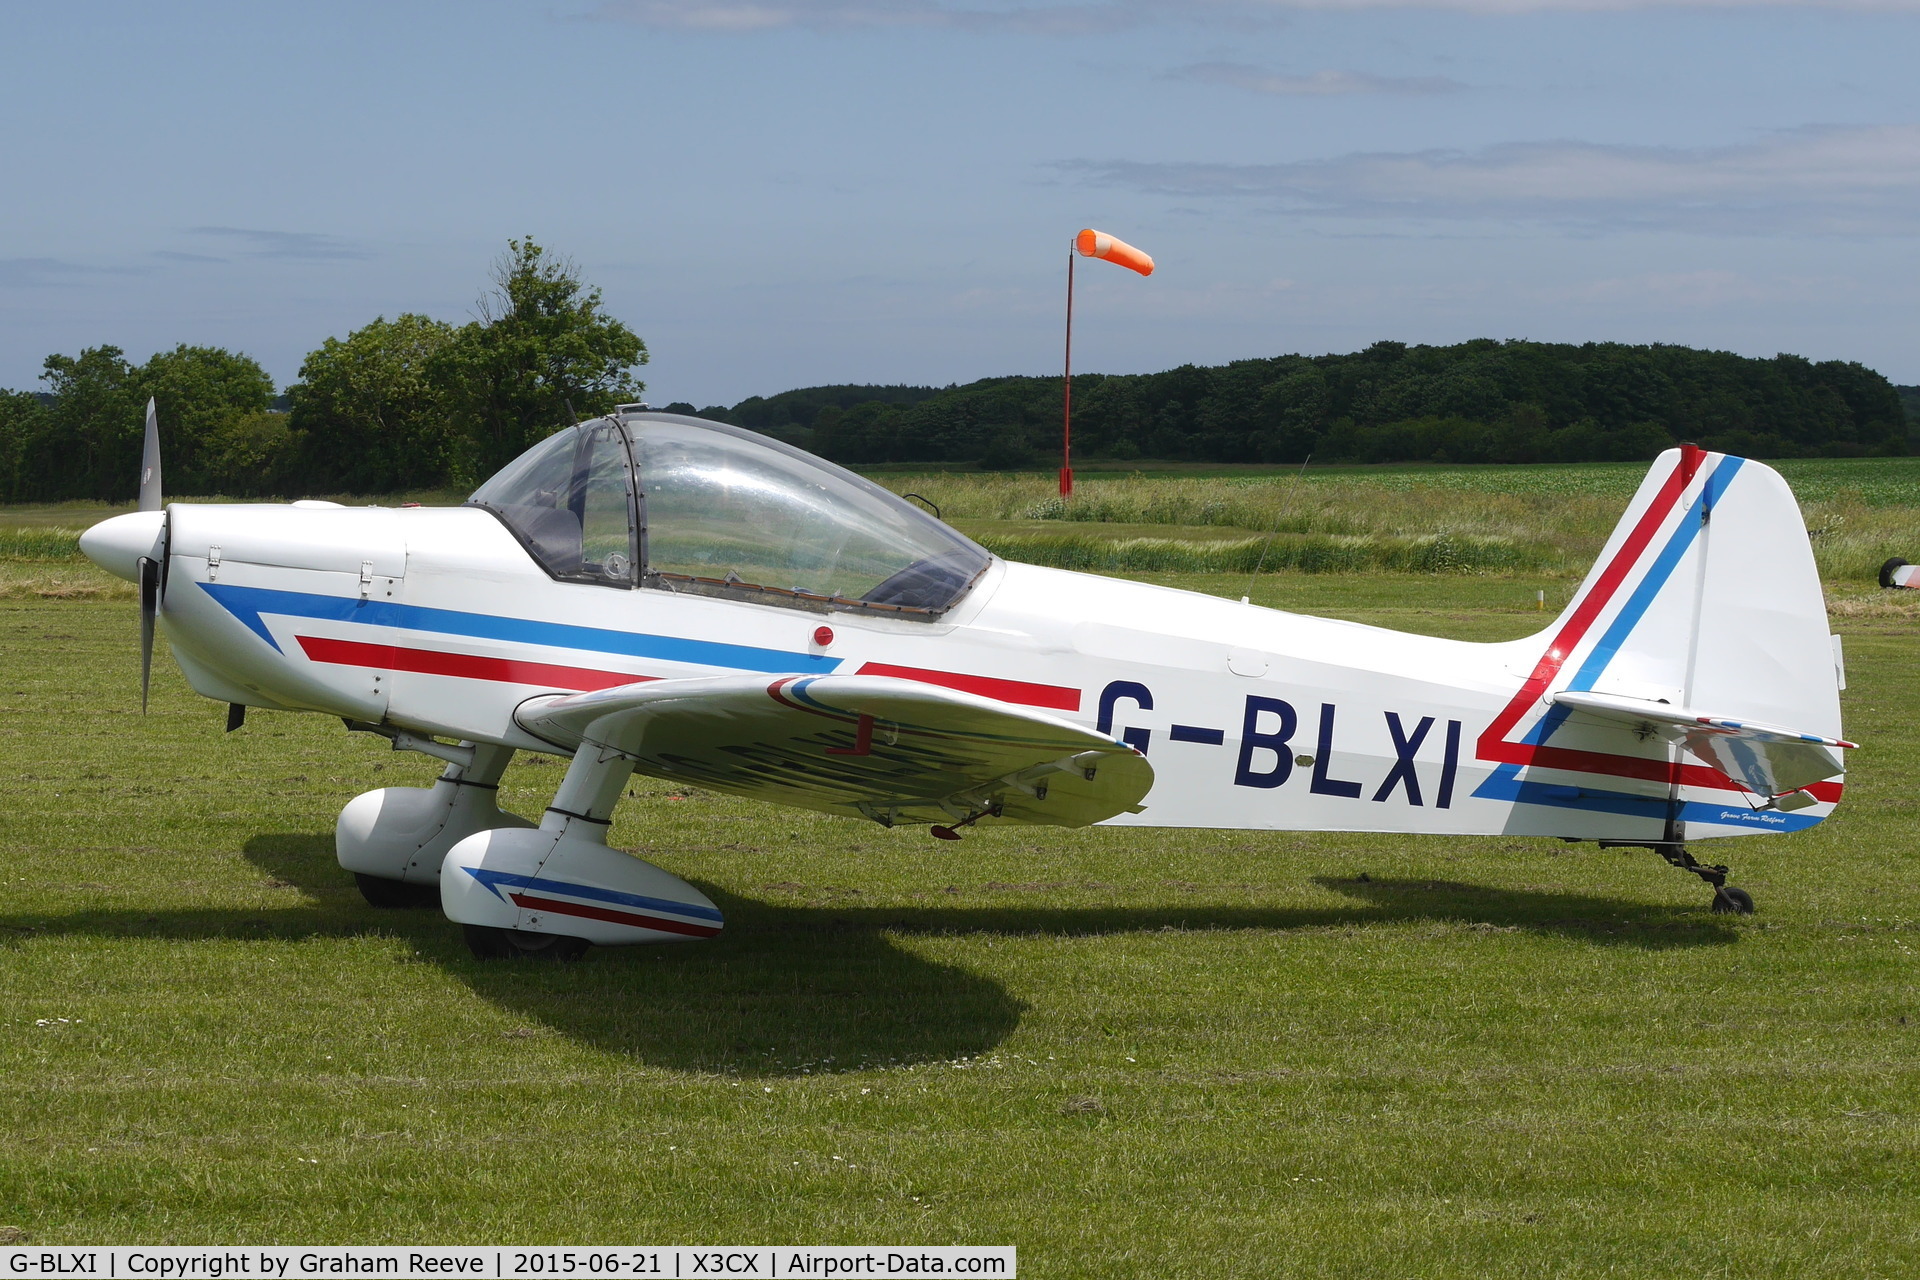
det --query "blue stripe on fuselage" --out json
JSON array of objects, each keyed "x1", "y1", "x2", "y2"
[
  {"x1": 197, "y1": 582, "x2": 840, "y2": 674},
  {"x1": 1472, "y1": 762, "x2": 1821, "y2": 831}
]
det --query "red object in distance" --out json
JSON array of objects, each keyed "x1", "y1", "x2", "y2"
[{"x1": 1074, "y1": 228, "x2": 1154, "y2": 276}]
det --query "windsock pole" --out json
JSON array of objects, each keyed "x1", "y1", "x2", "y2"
[
  {"x1": 1061, "y1": 246, "x2": 1076, "y2": 497},
  {"x1": 1061, "y1": 229, "x2": 1153, "y2": 498}
]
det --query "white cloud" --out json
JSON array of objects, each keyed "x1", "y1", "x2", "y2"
[
  {"x1": 1552, "y1": 268, "x2": 1826, "y2": 306},
  {"x1": 1171, "y1": 62, "x2": 1465, "y2": 95},
  {"x1": 593, "y1": 0, "x2": 1920, "y2": 31},
  {"x1": 1062, "y1": 124, "x2": 1920, "y2": 234},
  {"x1": 1262, "y1": 0, "x2": 1920, "y2": 9},
  {"x1": 589, "y1": 0, "x2": 1132, "y2": 33},
  {"x1": 188, "y1": 227, "x2": 371, "y2": 261},
  {"x1": 593, "y1": 1, "x2": 939, "y2": 30},
  {"x1": 0, "y1": 258, "x2": 144, "y2": 288}
]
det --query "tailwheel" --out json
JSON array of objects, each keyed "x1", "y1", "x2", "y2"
[
  {"x1": 1598, "y1": 840, "x2": 1758, "y2": 915},
  {"x1": 463, "y1": 924, "x2": 590, "y2": 962},
  {"x1": 354, "y1": 872, "x2": 440, "y2": 909},
  {"x1": 1712, "y1": 885, "x2": 1756, "y2": 915}
]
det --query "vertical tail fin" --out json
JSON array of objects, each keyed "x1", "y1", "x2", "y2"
[
  {"x1": 1478, "y1": 446, "x2": 1845, "y2": 839},
  {"x1": 1556, "y1": 446, "x2": 1839, "y2": 734}
]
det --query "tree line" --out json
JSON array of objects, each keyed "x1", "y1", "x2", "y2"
[
  {"x1": 2, "y1": 252, "x2": 1909, "y2": 503},
  {"x1": 0, "y1": 239, "x2": 645, "y2": 502},
  {"x1": 704, "y1": 340, "x2": 1909, "y2": 469}
]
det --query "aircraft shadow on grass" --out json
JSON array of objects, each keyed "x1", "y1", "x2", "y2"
[{"x1": 0, "y1": 834, "x2": 1736, "y2": 1076}]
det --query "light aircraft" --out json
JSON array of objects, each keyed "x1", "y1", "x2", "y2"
[{"x1": 80, "y1": 406, "x2": 1854, "y2": 958}]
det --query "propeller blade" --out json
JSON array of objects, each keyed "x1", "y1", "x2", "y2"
[
  {"x1": 133, "y1": 401, "x2": 168, "y2": 713},
  {"x1": 138, "y1": 397, "x2": 163, "y2": 512},
  {"x1": 138, "y1": 555, "x2": 159, "y2": 713}
]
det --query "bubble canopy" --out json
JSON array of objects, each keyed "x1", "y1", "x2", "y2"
[{"x1": 467, "y1": 413, "x2": 991, "y2": 618}]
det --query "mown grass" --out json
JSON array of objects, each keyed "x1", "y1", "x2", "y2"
[
  {"x1": 0, "y1": 524, "x2": 130, "y2": 600},
  {"x1": 1, "y1": 569, "x2": 1916, "y2": 1272}
]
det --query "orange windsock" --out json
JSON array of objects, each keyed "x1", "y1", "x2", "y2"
[{"x1": 1075, "y1": 228, "x2": 1153, "y2": 276}]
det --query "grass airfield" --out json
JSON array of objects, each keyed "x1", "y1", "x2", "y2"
[{"x1": 2, "y1": 489, "x2": 1918, "y2": 1273}]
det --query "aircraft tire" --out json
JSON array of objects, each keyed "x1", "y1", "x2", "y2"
[
  {"x1": 354, "y1": 872, "x2": 440, "y2": 910},
  {"x1": 463, "y1": 924, "x2": 590, "y2": 962},
  {"x1": 1711, "y1": 885, "x2": 1755, "y2": 915},
  {"x1": 1880, "y1": 557, "x2": 1908, "y2": 589}
]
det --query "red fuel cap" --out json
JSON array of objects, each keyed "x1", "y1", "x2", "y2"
[{"x1": 813, "y1": 626, "x2": 834, "y2": 647}]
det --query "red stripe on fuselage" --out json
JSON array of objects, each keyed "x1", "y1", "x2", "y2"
[
  {"x1": 855, "y1": 662, "x2": 1081, "y2": 711},
  {"x1": 508, "y1": 892, "x2": 721, "y2": 938},
  {"x1": 296, "y1": 635, "x2": 655, "y2": 692},
  {"x1": 1510, "y1": 743, "x2": 1842, "y2": 800}
]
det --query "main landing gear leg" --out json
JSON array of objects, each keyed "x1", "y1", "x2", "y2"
[
  {"x1": 1601, "y1": 840, "x2": 1755, "y2": 914},
  {"x1": 455, "y1": 744, "x2": 633, "y2": 961}
]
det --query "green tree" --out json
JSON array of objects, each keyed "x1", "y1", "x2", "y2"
[
  {"x1": 37, "y1": 346, "x2": 145, "y2": 501},
  {"x1": 1255, "y1": 365, "x2": 1328, "y2": 462},
  {"x1": 288, "y1": 313, "x2": 461, "y2": 493},
  {"x1": 140, "y1": 344, "x2": 276, "y2": 492},
  {"x1": 0, "y1": 389, "x2": 50, "y2": 502},
  {"x1": 760, "y1": 338, "x2": 1903, "y2": 467},
  {"x1": 441, "y1": 238, "x2": 647, "y2": 479},
  {"x1": 201, "y1": 410, "x2": 299, "y2": 497},
  {"x1": 24, "y1": 344, "x2": 274, "y2": 500}
]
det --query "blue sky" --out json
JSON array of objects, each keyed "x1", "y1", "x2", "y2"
[{"x1": 3, "y1": 0, "x2": 1918, "y2": 405}]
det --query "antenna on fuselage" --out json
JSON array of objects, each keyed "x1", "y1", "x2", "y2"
[{"x1": 1241, "y1": 453, "x2": 1312, "y2": 605}]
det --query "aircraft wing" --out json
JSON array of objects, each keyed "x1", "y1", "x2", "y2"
[
  {"x1": 1551, "y1": 689, "x2": 1855, "y2": 800},
  {"x1": 514, "y1": 673, "x2": 1153, "y2": 829}
]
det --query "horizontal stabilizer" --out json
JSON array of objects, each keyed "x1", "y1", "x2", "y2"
[
  {"x1": 516, "y1": 673, "x2": 1153, "y2": 829},
  {"x1": 1551, "y1": 690, "x2": 1854, "y2": 799}
]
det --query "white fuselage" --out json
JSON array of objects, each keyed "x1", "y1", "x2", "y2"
[{"x1": 144, "y1": 500, "x2": 1825, "y2": 845}]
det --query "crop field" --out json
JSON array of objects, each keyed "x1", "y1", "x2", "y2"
[
  {"x1": 8, "y1": 457, "x2": 1918, "y2": 598},
  {"x1": 1, "y1": 459, "x2": 1917, "y2": 1275},
  {"x1": 890, "y1": 457, "x2": 1920, "y2": 583}
]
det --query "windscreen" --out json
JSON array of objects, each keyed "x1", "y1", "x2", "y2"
[
  {"x1": 628, "y1": 416, "x2": 988, "y2": 616},
  {"x1": 466, "y1": 422, "x2": 637, "y2": 586}
]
